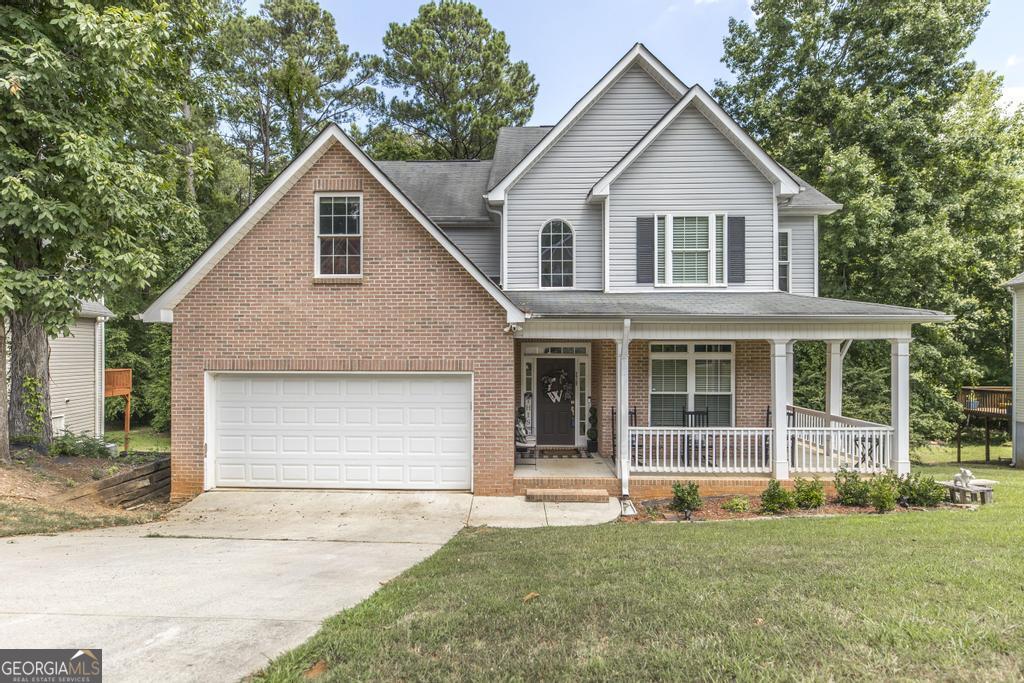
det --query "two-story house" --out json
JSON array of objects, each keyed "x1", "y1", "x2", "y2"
[{"x1": 143, "y1": 45, "x2": 949, "y2": 501}]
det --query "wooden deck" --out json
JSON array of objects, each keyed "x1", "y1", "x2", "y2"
[{"x1": 956, "y1": 386, "x2": 1012, "y2": 463}]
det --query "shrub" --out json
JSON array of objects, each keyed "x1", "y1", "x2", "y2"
[
  {"x1": 898, "y1": 472, "x2": 946, "y2": 507},
  {"x1": 670, "y1": 481, "x2": 702, "y2": 513},
  {"x1": 722, "y1": 496, "x2": 749, "y2": 513},
  {"x1": 49, "y1": 432, "x2": 111, "y2": 458},
  {"x1": 834, "y1": 468, "x2": 870, "y2": 507},
  {"x1": 869, "y1": 474, "x2": 899, "y2": 513},
  {"x1": 759, "y1": 479, "x2": 795, "y2": 514},
  {"x1": 793, "y1": 477, "x2": 826, "y2": 509}
]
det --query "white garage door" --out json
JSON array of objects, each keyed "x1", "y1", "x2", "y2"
[{"x1": 212, "y1": 373, "x2": 472, "y2": 490}]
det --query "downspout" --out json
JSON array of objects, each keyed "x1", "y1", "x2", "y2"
[{"x1": 485, "y1": 201, "x2": 505, "y2": 288}]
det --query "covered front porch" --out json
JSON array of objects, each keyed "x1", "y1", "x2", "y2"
[{"x1": 506, "y1": 292, "x2": 945, "y2": 497}]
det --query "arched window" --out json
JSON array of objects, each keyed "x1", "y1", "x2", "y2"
[{"x1": 539, "y1": 219, "x2": 574, "y2": 288}]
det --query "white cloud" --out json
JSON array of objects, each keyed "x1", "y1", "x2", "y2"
[
  {"x1": 999, "y1": 86, "x2": 1024, "y2": 112},
  {"x1": 1007, "y1": 54, "x2": 1020, "y2": 68}
]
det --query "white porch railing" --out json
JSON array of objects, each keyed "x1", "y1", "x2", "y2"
[
  {"x1": 789, "y1": 405, "x2": 893, "y2": 474},
  {"x1": 626, "y1": 406, "x2": 893, "y2": 476},
  {"x1": 629, "y1": 427, "x2": 773, "y2": 474}
]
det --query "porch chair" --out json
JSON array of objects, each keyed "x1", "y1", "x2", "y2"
[{"x1": 515, "y1": 410, "x2": 536, "y2": 463}]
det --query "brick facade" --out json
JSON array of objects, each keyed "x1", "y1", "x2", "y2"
[{"x1": 170, "y1": 141, "x2": 514, "y2": 499}]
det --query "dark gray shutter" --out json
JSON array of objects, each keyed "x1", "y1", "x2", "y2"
[
  {"x1": 727, "y1": 216, "x2": 745, "y2": 284},
  {"x1": 636, "y1": 216, "x2": 654, "y2": 284}
]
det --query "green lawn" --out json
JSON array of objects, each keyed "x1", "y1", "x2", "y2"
[
  {"x1": 0, "y1": 500, "x2": 161, "y2": 537},
  {"x1": 104, "y1": 425, "x2": 170, "y2": 453},
  {"x1": 256, "y1": 456, "x2": 1024, "y2": 682}
]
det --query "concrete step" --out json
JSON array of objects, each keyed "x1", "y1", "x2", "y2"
[{"x1": 525, "y1": 488, "x2": 609, "y2": 503}]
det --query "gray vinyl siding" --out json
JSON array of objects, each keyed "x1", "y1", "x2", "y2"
[
  {"x1": 781, "y1": 215, "x2": 816, "y2": 296},
  {"x1": 443, "y1": 226, "x2": 499, "y2": 278},
  {"x1": 1015, "y1": 288, "x2": 1023, "y2": 465},
  {"x1": 505, "y1": 65, "x2": 676, "y2": 290},
  {"x1": 49, "y1": 317, "x2": 99, "y2": 436},
  {"x1": 608, "y1": 107, "x2": 776, "y2": 290}
]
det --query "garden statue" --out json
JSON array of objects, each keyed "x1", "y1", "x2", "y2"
[{"x1": 953, "y1": 468, "x2": 975, "y2": 488}]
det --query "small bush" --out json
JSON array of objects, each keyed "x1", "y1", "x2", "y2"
[
  {"x1": 722, "y1": 496, "x2": 749, "y2": 513},
  {"x1": 793, "y1": 477, "x2": 826, "y2": 509},
  {"x1": 834, "y1": 468, "x2": 870, "y2": 507},
  {"x1": 898, "y1": 472, "x2": 946, "y2": 507},
  {"x1": 869, "y1": 474, "x2": 899, "y2": 513},
  {"x1": 670, "y1": 481, "x2": 702, "y2": 513},
  {"x1": 759, "y1": 479, "x2": 795, "y2": 514},
  {"x1": 49, "y1": 432, "x2": 111, "y2": 458}
]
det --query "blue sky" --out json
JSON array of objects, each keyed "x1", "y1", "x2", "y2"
[{"x1": 245, "y1": 0, "x2": 1024, "y2": 125}]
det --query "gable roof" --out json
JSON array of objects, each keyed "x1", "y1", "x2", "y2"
[
  {"x1": 141, "y1": 124, "x2": 525, "y2": 324},
  {"x1": 488, "y1": 126, "x2": 552, "y2": 189},
  {"x1": 484, "y1": 43, "x2": 687, "y2": 203},
  {"x1": 589, "y1": 84, "x2": 801, "y2": 200},
  {"x1": 1005, "y1": 271, "x2": 1024, "y2": 288},
  {"x1": 376, "y1": 159, "x2": 494, "y2": 227}
]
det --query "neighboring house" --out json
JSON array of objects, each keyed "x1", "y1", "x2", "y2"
[
  {"x1": 142, "y1": 44, "x2": 950, "y2": 501},
  {"x1": 1008, "y1": 272, "x2": 1024, "y2": 467},
  {"x1": 50, "y1": 300, "x2": 111, "y2": 437}
]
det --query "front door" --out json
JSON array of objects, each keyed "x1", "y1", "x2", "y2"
[{"x1": 536, "y1": 358, "x2": 576, "y2": 446}]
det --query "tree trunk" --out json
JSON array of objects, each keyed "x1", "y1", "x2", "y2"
[
  {"x1": 8, "y1": 311, "x2": 52, "y2": 446},
  {"x1": 182, "y1": 101, "x2": 196, "y2": 202},
  {"x1": 0, "y1": 315, "x2": 9, "y2": 464}
]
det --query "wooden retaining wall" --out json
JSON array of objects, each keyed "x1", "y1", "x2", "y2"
[{"x1": 50, "y1": 457, "x2": 170, "y2": 508}]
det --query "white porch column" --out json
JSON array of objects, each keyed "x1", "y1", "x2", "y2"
[
  {"x1": 784, "y1": 341, "x2": 795, "y2": 407},
  {"x1": 616, "y1": 319, "x2": 632, "y2": 495},
  {"x1": 825, "y1": 340, "x2": 844, "y2": 420},
  {"x1": 891, "y1": 338, "x2": 911, "y2": 476},
  {"x1": 770, "y1": 339, "x2": 791, "y2": 480}
]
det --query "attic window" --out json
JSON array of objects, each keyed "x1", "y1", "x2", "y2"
[{"x1": 316, "y1": 194, "x2": 361, "y2": 277}]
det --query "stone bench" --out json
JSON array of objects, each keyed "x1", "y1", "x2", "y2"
[{"x1": 937, "y1": 480, "x2": 996, "y2": 505}]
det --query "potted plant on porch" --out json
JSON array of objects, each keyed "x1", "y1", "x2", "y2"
[{"x1": 586, "y1": 405, "x2": 599, "y2": 453}]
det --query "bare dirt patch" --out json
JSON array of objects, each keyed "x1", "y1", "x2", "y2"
[{"x1": 1, "y1": 447, "x2": 178, "y2": 535}]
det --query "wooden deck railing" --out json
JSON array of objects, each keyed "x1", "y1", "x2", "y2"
[
  {"x1": 958, "y1": 386, "x2": 1012, "y2": 418},
  {"x1": 104, "y1": 368, "x2": 132, "y2": 398}
]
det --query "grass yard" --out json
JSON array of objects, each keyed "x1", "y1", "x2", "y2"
[
  {"x1": 104, "y1": 425, "x2": 171, "y2": 453},
  {"x1": 257, "y1": 457, "x2": 1024, "y2": 682},
  {"x1": 0, "y1": 500, "x2": 161, "y2": 537}
]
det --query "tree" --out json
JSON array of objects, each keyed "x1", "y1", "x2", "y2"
[
  {"x1": 378, "y1": 0, "x2": 538, "y2": 160},
  {"x1": 223, "y1": 0, "x2": 376, "y2": 192},
  {"x1": 0, "y1": 1, "x2": 200, "y2": 445},
  {"x1": 716, "y1": 0, "x2": 1024, "y2": 442}
]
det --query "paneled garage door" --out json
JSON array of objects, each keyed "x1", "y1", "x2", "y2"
[{"x1": 212, "y1": 373, "x2": 472, "y2": 489}]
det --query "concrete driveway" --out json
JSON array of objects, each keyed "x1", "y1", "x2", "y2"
[{"x1": 0, "y1": 491, "x2": 472, "y2": 682}]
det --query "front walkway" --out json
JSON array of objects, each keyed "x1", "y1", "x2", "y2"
[{"x1": 0, "y1": 490, "x2": 617, "y2": 682}]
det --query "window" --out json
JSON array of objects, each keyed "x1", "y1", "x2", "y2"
[
  {"x1": 649, "y1": 343, "x2": 734, "y2": 427},
  {"x1": 778, "y1": 229, "x2": 790, "y2": 292},
  {"x1": 654, "y1": 213, "x2": 726, "y2": 286},
  {"x1": 316, "y1": 194, "x2": 362, "y2": 276},
  {"x1": 539, "y1": 219, "x2": 574, "y2": 288}
]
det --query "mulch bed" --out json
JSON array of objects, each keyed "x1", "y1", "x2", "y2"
[{"x1": 628, "y1": 494, "x2": 963, "y2": 522}]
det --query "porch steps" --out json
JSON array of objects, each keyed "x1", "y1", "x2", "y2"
[{"x1": 525, "y1": 488, "x2": 609, "y2": 504}]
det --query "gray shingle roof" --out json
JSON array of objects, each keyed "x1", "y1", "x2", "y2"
[
  {"x1": 506, "y1": 291, "x2": 950, "y2": 321},
  {"x1": 778, "y1": 167, "x2": 842, "y2": 213},
  {"x1": 1005, "y1": 271, "x2": 1024, "y2": 288},
  {"x1": 376, "y1": 160, "x2": 494, "y2": 226},
  {"x1": 79, "y1": 300, "x2": 113, "y2": 318},
  {"x1": 487, "y1": 126, "x2": 552, "y2": 190}
]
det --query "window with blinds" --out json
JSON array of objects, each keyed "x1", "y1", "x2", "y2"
[{"x1": 653, "y1": 213, "x2": 726, "y2": 286}]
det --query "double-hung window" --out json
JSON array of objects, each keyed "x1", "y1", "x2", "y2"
[
  {"x1": 649, "y1": 343, "x2": 734, "y2": 427},
  {"x1": 655, "y1": 213, "x2": 726, "y2": 286},
  {"x1": 778, "y1": 229, "x2": 791, "y2": 292},
  {"x1": 316, "y1": 194, "x2": 362, "y2": 277}
]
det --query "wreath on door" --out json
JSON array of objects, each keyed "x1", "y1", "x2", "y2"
[{"x1": 540, "y1": 369, "x2": 572, "y2": 405}]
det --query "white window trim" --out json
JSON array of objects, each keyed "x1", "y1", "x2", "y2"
[
  {"x1": 314, "y1": 191, "x2": 363, "y2": 278},
  {"x1": 653, "y1": 212, "x2": 728, "y2": 288},
  {"x1": 648, "y1": 342, "x2": 736, "y2": 427},
  {"x1": 778, "y1": 228, "x2": 791, "y2": 292},
  {"x1": 537, "y1": 218, "x2": 576, "y2": 290}
]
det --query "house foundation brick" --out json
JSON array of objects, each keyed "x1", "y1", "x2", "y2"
[{"x1": 170, "y1": 141, "x2": 514, "y2": 499}]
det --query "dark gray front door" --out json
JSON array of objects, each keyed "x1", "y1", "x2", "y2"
[{"x1": 536, "y1": 358, "x2": 576, "y2": 446}]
